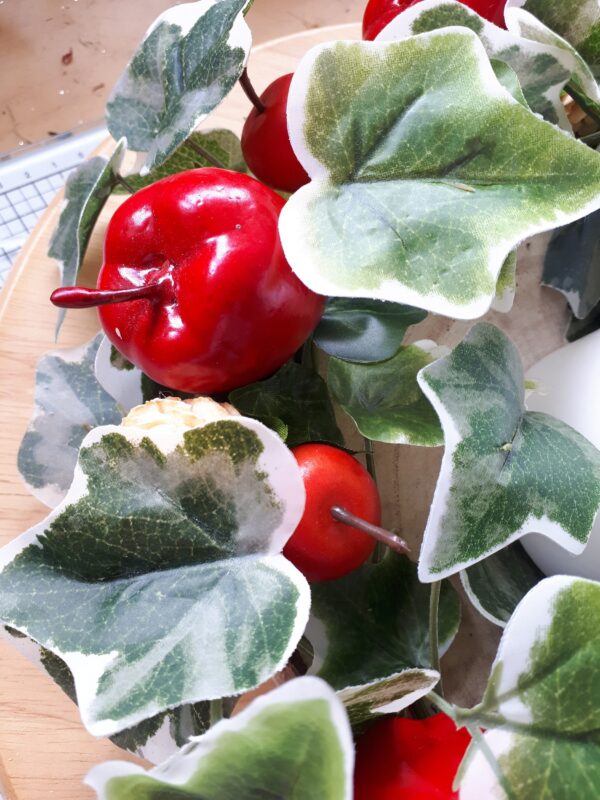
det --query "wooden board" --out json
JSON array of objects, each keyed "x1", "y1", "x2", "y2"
[{"x1": 0, "y1": 22, "x2": 572, "y2": 799}]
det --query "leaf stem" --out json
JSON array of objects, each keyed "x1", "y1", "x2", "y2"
[
  {"x1": 186, "y1": 138, "x2": 227, "y2": 169},
  {"x1": 429, "y1": 581, "x2": 444, "y2": 697},
  {"x1": 330, "y1": 506, "x2": 409, "y2": 554},
  {"x1": 364, "y1": 437, "x2": 377, "y2": 483},
  {"x1": 463, "y1": 722, "x2": 518, "y2": 800},
  {"x1": 240, "y1": 67, "x2": 266, "y2": 114},
  {"x1": 566, "y1": 81, "x2": 600, "y2": 126},
  {"x1": 115, "y1": 174, "x2": 135, "y2": 194},
  {"x1": 427, "y1": 689, "x2": 456, "y2": 720},
  {"x1": 209, "y1": 699, "x2": 223, "y2": 727}
]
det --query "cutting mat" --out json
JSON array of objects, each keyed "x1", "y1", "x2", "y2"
[{"x1": 0, "y1": 21, "x2": 572, "y2": 799}]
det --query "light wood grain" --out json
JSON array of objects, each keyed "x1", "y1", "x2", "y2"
[{"x1": 0, "y1": 20, "x2": 573, "y2": 799}]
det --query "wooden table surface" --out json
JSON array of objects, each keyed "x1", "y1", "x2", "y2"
[{"x1": 0, "y1": 18, "x2": 574, "y2": 800}]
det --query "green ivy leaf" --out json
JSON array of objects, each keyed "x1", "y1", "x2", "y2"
[
  {"x1": 492, "y1": 251, "x2": 518, "y2": 313},
  {"x1": 417, "y1": 323, "x2": 600, "y2": 580},
  {"x1": 307, "y1": 553, "x2": 459, "y2": 723},
  {"x1": 542, "y1": 208, "x2": 600, "y2": 319},
  {"x1": 229, "y1": 361, "x2": 344, "y2": 447},
  {"x1": 17, "y1": 334, "x2": 121, "y2": 508},
  {"x1": 506, "y1": 6, "x2": 600, "y2": 118},
  {"x1": 328, "y1": 342, "x2": 444, "y2": 446},
  {"x1": 106, "y1": 1, "x2": 251, "y2": 173},
  {"x1": 86, "y1": 678, "x2": 354, "y2": 800},
  {"x1": 461, "y1": 541, "x2": 544, "y2": 627},
  {"x1": 11, "y1": 639, "x2": 212, "y2": 761},
  {"x1": 313, "y1": 298, "x2": 427, "y2": 363},
  {"x1": 458, "y1": 576, "x2": 600, "y2": 799},
  {"x1": 379, "y1": 0, "x2": 572, "y2": 127},
  {"x1": 0, "y1": 417, "x2": 309, "y2": 737},
  {"x1": 338, "y1": 669, "x2": 440, "y2": 729},
  {"x1": 519, "y1": 0, "x2": 600, "y2": 77},
  {"x1": 114, "y1": 129, "x2": 247, "y2": 194},
  {"x1": 567, "y1": 300, "x2": 600, "y2": 341},
  {"x1": 280, "y1": 29, "x2": 600, "y2": 319},
  {"x1": 48, "y1": 139, "x2": 126, "y2": 335}
]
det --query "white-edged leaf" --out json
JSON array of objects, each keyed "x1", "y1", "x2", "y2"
[
  {"x1": 338, "y1": 669, "x2": 440, "y2": 728},
  {"x1": 327, "y1": 341, "x2": 445, "y2": 447},
  {"x1": 48, "y1": 139, "x2": 126, "y2": 335},
  {"x1": 0, "y1": 415, "x2": 309, "y2": 737},
  {"x1": 509, "y1": 0, "x2": 600, "y2": 78},
  {"x1": 417, "y1": 323, "x2": 600, "y2": 581},
  {"x1": 542, "y1": 207, "x2": 600, "y2": 319},
  {"x1": 280, "y1": 29, "x2": 600, "y2": 320},
  {"x1": 86, "y1": 677, "x2": 354, "y2": 800},
  {"x1": 17, "y1": 334, "x2": 121, "y2": 508},
  {"x1": 377, "y1": 0, "x2": 573, "y2": 128},
  {"x1": 307, "y1": 553, "x2": 459, "y2": 724},
  {"x1": 0, "y1": 625, "x2": 213, "y2": 763},
  {"x1": 492, "y1": 251, "x2": 518, "y2": 313},
  {"x1": 506, "y1": 6, "x2": 600, "y2": 116},
  {"x1": 461, "y1": 541, "x2": 544, "y2": 627},
  {"x1": 458, "y1": 576, "x2": 600, "y2": 798},
  {"x1": 94, "y1": 336, "x2": 144, "y2": 412},
  {"x1": 106, "y1": 0, "x2": 251, "y2": 173}
]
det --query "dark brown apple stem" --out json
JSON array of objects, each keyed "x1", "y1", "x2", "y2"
[
  {"x1": 239, "y1": 67, "x2": 266, "y2": 114},
  {"x1": 115, "y1": 174, "x2": 135, "y2": 194},
  {"x1": 330, "y1": 506, "x2": 410, "y2": 554},
  {"x1": 50, "y1": 282, "x2": 164, "y2": 309},
  {"x1": 186, "y1": 139, "x2": 227, "y2": 169}
]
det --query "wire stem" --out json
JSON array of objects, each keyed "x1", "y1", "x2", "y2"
[
  {"x1": 115, "y1": 174, "x2": 135, "y2": 193},
  {"x1": 186, "y1": 138, "x2": 227, "y2": 169},
  {"x1": 330, "y1": 506, "x2": 409, "y2": 554},
  {"x1": 239, "y1": 67, "x2": 266, "y2": 113},
  {"x1": 429, "y1": 580, "x2": 444, "y2": 697}
]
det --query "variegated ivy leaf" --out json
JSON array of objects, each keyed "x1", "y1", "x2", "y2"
[
  {"x1": 337, "y1": 669, "x2": 440, "y2": 729},
  {"x1": 0, "y1": 627, "x2": 214, "y2": 763},
  {"x1": 313, "y1": 298, "x2": 427, "y2": 363},
  {"x1": 17, "y1": 334, "x2": 121, "y2": 508},
  {"x1": 106, "y1": 0, "x2": 251, "y2": 173},
  {"x1": 461, "y1": 541, "x2": 543, "y2": 627},
  {"x1": 506, "y1": 6, "x2": 600, "y2": 119},
  {"x1": 307, "y1": 553, "x2": 459, "y2": 724},
  {"x1": 86, "y1": 677, "x2": 354, "y2": 800},
  {"x1": 0, "y1": 416, "x2": 309, "y2": 737},
  {"x1": 510, "y1": 0, "x2": 600, "y2": 77},
  {"x1": 280, "y1": 29, "x2": 600, "y2": 320},
  {"x1": 492, "y1": 251, "x2": 518, "y2": 313},
  {"x1": 229, "y1": 361, "x2": 344, "y2": 447},
  {"x1": 417, "y1": 323, "x2": 600, "y2": 581},
  {"x1": 280, "y1": 28, "x2": 600, "y2": 318},
  {"x1": 542, "y1": 207, "x2": 600, "y2": 319},
  {"x1": 114, "y1": 129, "x2": 247, "y2": 194},
  {"x1": 458, "y1": 576, "x2": 600, "y2": 799},
  {"x1": 94, "y1": 336, "x2": 144, "y2": 412},
  {"x1": 328, "y1": 341, "x2": 445, "y2": 446},
  {"x1": 48, "y1": 139, "x2": 126, "y2": 335},
  {"x1": 377, "y1": 0, "x2": 573, "y2": 128}
]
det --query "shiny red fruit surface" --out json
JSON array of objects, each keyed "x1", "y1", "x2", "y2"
[
  {"x1": 241, "y1": 73, "x2": 310, "y2": 194},
  {"x1": 354, "y1": 713, "x2": 472, "y2": 800},
  {"x1": 362, "y1": 0, "x2": 506, "y2": 39},
  {"x1": 283, "y1": 444, "x2": 380, "y2": 581},
  {"x1": 98, "y1": 168, "x2": 324, "y2": 394}
]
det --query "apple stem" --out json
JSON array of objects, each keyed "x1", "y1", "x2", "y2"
[
  {"x1": 330, "y1": 506, "x2": 410, "y2": 554},
  {"x1": 239, "y1": 67, "x2": 266, "y2": 114},
  {"x1": 186, "y1": 138, "x2": 227, "y2": 169},
  {"x1": 115, "y1": 174, "x2": 135, "y2": 194},
  {"x1": 50, "y1": 281, "x2": 165, "y2": 309}
]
